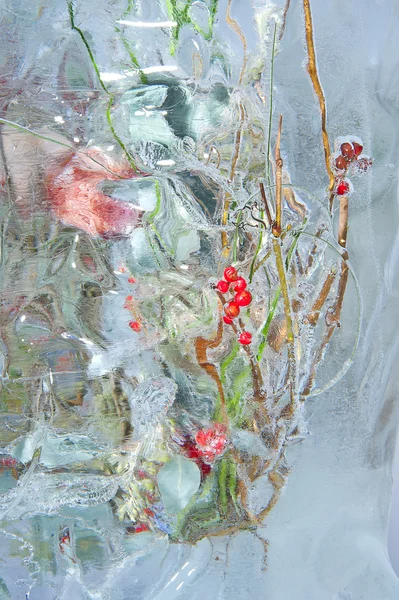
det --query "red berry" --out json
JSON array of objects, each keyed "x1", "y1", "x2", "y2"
[
  {"x1": 340, "y1": 142, "x2": 354, "y2": 161},
  {"x1": 223, "y1": 316, "x2": 233, "y2": 325},
  {"x1": 129, "y1": 321, "x2": 141, "y2": 332},
  {"x1": 128, "y1": 277, "x2": 136, "y2": 284},
  {"x1": 224, "y1": 266, "x2": 238, "y2": 282},
  {"x1": 234, "y1": 290, "x2": 252, "y2": 307},
  {"x1": 335, "y1": 155, "x2": 347, "y2": 171},
  {"x1": 224, "y1": 301, "x2": 240, "y2": 318},
  {"x1": 216, "y1": 280, "x2": 229, "y2": 293},
  {"x1": 352, "y1": 142, "x2": 363, "y2": 156},
  {"x1": 239, "y1": 331, "x2": 252, "y2": 345},
  {"x1": 233, "y1": 277, "x2": 247, "y2": 292},
  {"x1": 124, "y1": 295, "x2": 134, "y2": 309},
  {"x1": 336, "y1": 181, "x2": 350, "y2": 196},
  {"x1": 135, "y1": 523, "x2": 150, "y2": 533}
]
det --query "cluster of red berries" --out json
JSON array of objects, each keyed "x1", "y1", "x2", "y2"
[
  {"x1": 334, "y1": 141, "x2": 372, "y2": 196},
  {"x1": 123, "y1": 285, "x2": 142, "y2": 332},
  {"x1": 215, "y1": 266, "x2": 253, "y2": 345}
]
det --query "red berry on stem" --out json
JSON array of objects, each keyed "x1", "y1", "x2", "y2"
[
  {"x1": 224, "y1": 266, "x2": 238, "y2": 282},
  {"x1": 340, "y1": 142, "x2": 354, "y2": 160},
  {"x1": 224, "y1": 301, "x2": 240, "y2": 318},
  {"x1": 335, "y1": 155, "x2": 347, "y2": 171},
  {"x1": 336, "y1": 181, "x2": 350, "y2": 196},
  {"x1": 223, "y1": 316, "x2": 233, "y2": 325},
  {"x1": 128, "y1": 277, "x2": 136, "y2": 284},
  {"x1": 239, "y1": 331, "x2": 252, "y2": 345},
  {"x1": 234, "y1": 290, "x2": 252, "y2": 307},
  {"x1": 129, "y1": 321, "x2": 141, "y2": 332},
  {"x1": 216, "y1": 280, "x2": 229, "y2": 293},
  {"x1": 233, "y1": 277, "x2": 247, "y2": 292},
  {"x1": 352, "y1": 142, "x2": 363, "y2": 156}
]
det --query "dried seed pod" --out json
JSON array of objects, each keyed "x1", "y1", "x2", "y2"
[
  {"x1": 267, "y1": 317, "x2": 288, "y2": 353},
  {"x1": 355, "y1": 157, "x2": 372, "y2": 173}
]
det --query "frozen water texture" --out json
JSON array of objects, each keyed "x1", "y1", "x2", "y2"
[{"x1": 0, "y1": 0, "x2": 399, "y2": 599}]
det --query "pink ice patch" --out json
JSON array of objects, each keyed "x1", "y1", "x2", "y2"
[{"x1": 46, "y1": 148, "x2": 142, "y2": 238}]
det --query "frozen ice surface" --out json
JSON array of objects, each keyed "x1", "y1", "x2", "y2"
[{"x1": 0, "y1": 0, "x2": 399, "y2": 599}]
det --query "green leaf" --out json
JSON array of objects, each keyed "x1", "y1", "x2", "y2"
[{"x1": 157, "y1": 456, "x2": 201, "y2": 513}]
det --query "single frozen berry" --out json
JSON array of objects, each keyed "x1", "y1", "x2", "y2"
[
  {"x1": 239, "y1": 331, "x2": 252, "y2": 345},
  {"x1": 224, "y1": 301, "x2": 240, "y2": 318},
  {"x1": 216, "y1": 280, "x2": 229, "y2": 293},
  {"x1": 336, "y1": 181, "x2": 350, "y2": 196},
  {"x1": 223, "y1": 316, "x2": 233, "y2": 325},
  {"x1": 224, "y1": 266, "x2": 238, "y2": 282},
  {"x1": 135, "y1": 523, "x2": 150, "y2": 533},
  {"x1": 335, "y1": 155, "x2": 347, "y2": 171},
  {"x1": 233, "y1": 277, "x2": 247, "y2": 292},
  {"x1": 352, "y1": 142, "x2": 363, "y2": 156},
  {"x1": 129, "y1": 321, "x2": 141, "y2": 332},
  {"x1": 123, "y1": 295, "x2": 134, "y2": 309},
  {"x1": 128, "y1": 277, "x2": 136, "y2": 284},
  {"x1": 340, "y1": 142, "x2": 355, "y2": 161},
  {"x1": 234, "y1": 290, "x2": 252, "y2": 307}
]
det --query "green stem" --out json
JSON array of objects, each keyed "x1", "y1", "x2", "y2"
[
  {"x1": 266, "y1": 23, "x2": 277, "y2": 190},
  {"x1": 67, "y1": 1, "x2": 108, "y2": 94},
  {"x1": 67, "y1": 1, "x2": 137, "y2": 171},
  {"x1": 249, "y1": 218, "x2": 264, "y2": 283},
  {"x1": 218, "y1": 458, "x2": 229, "y2": 516},
  {"x1": 228, "y1": 459, "x2": 239, "y2": 513},
  {"x1": 232, "y1": 211, "x2": 242, "y2": 263},
  {"x1": 144, "y1": 181, "x2": 174, "y2": 256},
  {"x1": 106, "y1": 96, "x2": 137, "y2": 172},
  {"x1": 117, "y1": 29, "x2": 148, "y2": 84},
  {"x1": 257, "y1": 225, "x2": 304, "y2": 361},
  {"x1": 273, "y1": 239, "x2": 293, "y2": 342},
  {"x1": 220, "y1": 340, "x2": 239, "y2": 384}
]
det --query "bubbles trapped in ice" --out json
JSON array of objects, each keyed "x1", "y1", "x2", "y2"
[{"x1": 130, "y1": 377, "x2": 177, "y2": 434}]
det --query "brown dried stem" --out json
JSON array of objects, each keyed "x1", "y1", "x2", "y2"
[
  {"x1": 302, "y1": 192, "x2": 350, "y2": 396},
  {"x1": 306, "y1": 266, "x2": 337, "y2": 326},
  {"x1": 221, "y1": 102, "x2": 245, "y2": 252},
  {"x1": 195, "y1": 312, "x2": 228, "y2": 423},
  {"x1": 279, "y1": 0, "x2": 292, "y2": 41},
  {"x1": 338, "y1": 195, "x2": 349, "y2": 248},
  {"x1": 256, "y1": 456, "x2": 288, "y2": 523},
  {"x1": 226, "y1": 0, "x2": 248, "y2": 86},
  {"x1": 273, "y1": 115, "x2": 283, "y2": 238},
  {"x1": 301, "y1": 259, "x2": 348, "y2": 398},
  {"x1": 272, "y1": 237, "x2": 297, "y2": 412},
  {"x1": 260, "y1": 181, "x2": 273, "y2": 226},
  {"x1": 303, "y1": 0, "x2": 335, "y2": 195},
  {"x1": 304, "y1": 225, "x2": 327, "y2": 274},
  {"x1": 273, "y1": 240, "x2": 293, "y2": 344}
]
